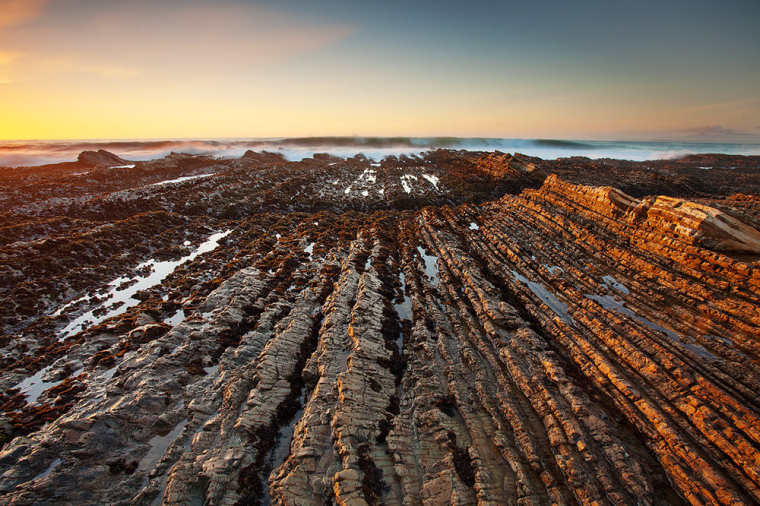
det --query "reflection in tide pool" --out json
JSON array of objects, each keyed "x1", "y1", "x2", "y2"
[
  {"x1": 151, "y1": 173, "x2": 215, "y2": 187},
  {"x1": 138, "y1": 419, "x2": 188, "y2": 472},
  {"x1": 393, "y1": 270, "x2": 412, "y2": 351},
  {"x1": 14, "y1": 365, "x2": 84, "y2": 405},
  {"x1": 586, "y1": 293, "x2": 715, "y2": 359},
  {"x1": 57, "y1": 230, "x2": 232, "y2": 340},
  {"x1": 511, "y1": 270, "x2": 573, "y2": 324},
  {"x1": 417, "y1": 246, "x2": 440, "y2": 287}
]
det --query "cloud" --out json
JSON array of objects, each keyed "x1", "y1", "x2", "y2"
[
  {"x1": 678, "y1": 125, "x2": 756, "y2": 138},
  {"x1": 681, "y1": 98, "x2": 760, "y2": 113},
  {"x1": 0, "y1": 1, "x2": 355, "y2": 81},
  {"x1": 652, "y1": 125, "x2": 760, "y2": 142},
  {"x1": 0, "y1": 0, "x2": 354, "y2": 76},
  {"x1": 620, "y1": 124, "x2": 760, "y2": 142},
  {"x1": 91, "y1": 2, "x2": 356, "y2": 68},
  {"x1": 38, "y1": 55, "x2": 141, "y2": 78},
  {"x1": 0, "y1": 50, "x2": 17, "y2": 65},
  {"x1": 81, "y1": 64, "x2": 140, "y2": 78},
  {"x1": 0, "y1": 50, "x2": 19, "y2": 84},
  {"x1": 0, "y1": 0, "x2": 47, "y2": 29}
]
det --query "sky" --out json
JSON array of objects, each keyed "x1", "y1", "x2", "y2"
[{"x1": 0, "y1": 0, "x2": 758, "y2": 141}]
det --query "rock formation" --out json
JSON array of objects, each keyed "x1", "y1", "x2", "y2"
[
  {"x1": 77, "y1": 149, "x2": 129, "y2": 167},
  {"x1": 541, "y1": 174, "x2": 760, "y2": 253},
  {"x1": 0, "y1": 150, "x2": 759, "y2": 505}
]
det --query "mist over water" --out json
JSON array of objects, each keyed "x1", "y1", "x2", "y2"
[{"x1": 2, "y1": 137, "x2": 760, "y2": 167}]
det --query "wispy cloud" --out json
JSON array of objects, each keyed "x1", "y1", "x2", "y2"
[
  {"x1": 0, "y1": 0, "x2": 45, "y2": 85},
  {"x1": 38, "y1": 55, "x2": 141, "y2": 78},
  {"x1": 0, "y1": 51, "x2": 18, "y2": 85},
  {"x1": 679, "y1": 125, "x2": 752, "y2": 137},
  {"x1": 0, "y1": 1, "x2": 354, "y2": 83},
  {"x1": 18, "y1": 2, "x2": 351, "y2": 65},
  {"x1": 81, "y1": 64, "x2": 140, "y2": 78},
  {"x1": 649, "y1": 125, "x2": 760, "y2": 142},
  {"x1": 675, "y1": 125, "x2": 760, "y2": 141},
  {"x1": 680, "y1": 98, "x2": 760, "y2": 113},
  {"x1": 0, "y1": 50, "x2": 18, "y2": 65},
  {"x1": 0, "y1": 0, "x2": 47, "y2": 29},
  {"x1": 90, "y1": 2, "x2": 356, "y2": 69},
  {"x1": 614, "y1": 124, "x2": 760, "y2": 143}
]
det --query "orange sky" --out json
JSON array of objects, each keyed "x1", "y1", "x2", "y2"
[{"x1": 1, "y1": 0, "x2": 759, "y2": 141}]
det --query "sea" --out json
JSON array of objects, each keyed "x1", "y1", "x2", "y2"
[{"x1": 2, "y1": 137, "x2": 760, "y2": 167}]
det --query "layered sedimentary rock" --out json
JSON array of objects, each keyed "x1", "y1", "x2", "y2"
[
  {"x1": 0, "y1": 150, "x2": 759, "y2": 505},
  {"x1": 540, "y1": 175, "x2": 760, "y2": 253}
]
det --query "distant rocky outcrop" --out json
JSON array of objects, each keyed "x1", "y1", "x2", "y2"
[
  {"x1": 77, "y1": 149, "x2": 128, "y2": 167},
  {"x1": 241, "y1": 150, "x2": 287, "y2": 164}
]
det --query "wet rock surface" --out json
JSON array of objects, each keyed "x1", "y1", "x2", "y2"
[{"x1": 1, "y1": 150, "x2": 759, "y2": 505}]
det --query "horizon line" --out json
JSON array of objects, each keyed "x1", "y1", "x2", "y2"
[{"x1": 1, "y1": 135, "x2": 760, "y2": 145}]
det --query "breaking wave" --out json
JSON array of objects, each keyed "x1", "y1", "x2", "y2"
[
  {"x1": 533, "y1": 139, "x2": 597, "y2": 149},
  {"x1": 2, "y1": 137, "x2": 760, "y2": 167}
]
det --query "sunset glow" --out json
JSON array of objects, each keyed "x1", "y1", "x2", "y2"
[{"x1": 0, "y1": 0, "x2": 758, "y2": 141}]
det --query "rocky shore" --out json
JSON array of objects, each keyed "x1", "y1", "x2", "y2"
[{"x1": 0, "y1": 149, "x2": 759, "y2": 505}]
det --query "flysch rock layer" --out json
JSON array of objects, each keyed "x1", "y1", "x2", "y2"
[{"x1": 1, "y1": 150, "x2": 759, "y2": 505}]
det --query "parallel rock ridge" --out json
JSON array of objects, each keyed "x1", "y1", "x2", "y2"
[
  {"x1": 541, "y1": 174, "x2": 760, "y2": 253},
  {"x1": 0, "y1": 150, "x2": 759, "y2": 505}
]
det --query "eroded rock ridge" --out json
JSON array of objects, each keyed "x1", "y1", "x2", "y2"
[{"x1": 0, "y1": 150, "x2": 759, "y2": 505}]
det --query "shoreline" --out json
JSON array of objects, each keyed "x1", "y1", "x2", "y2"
[{"x1": 3, "y1": 136, "x2": 760, "y2": 168}]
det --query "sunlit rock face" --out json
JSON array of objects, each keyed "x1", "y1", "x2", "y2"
[
  {"x1": 77, "y1": 149, "x2": 129, "y2": 167},
  {"x1": 1, "y1": 150, "x2": 759, "y2": 505},
  {"x1": 540, "y1": 174, "x2": 760, "y2": 253}
]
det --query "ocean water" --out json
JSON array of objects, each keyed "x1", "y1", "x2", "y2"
[{"x1": 2, "y1": 137, "x2": 760, "y2": 167}]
